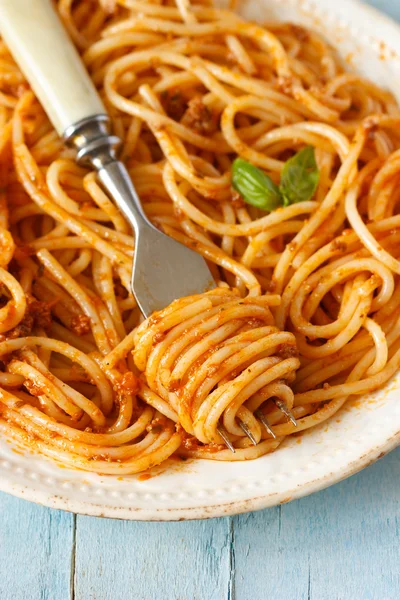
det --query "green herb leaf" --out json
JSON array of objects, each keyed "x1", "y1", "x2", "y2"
[
  {"x1": 232, "y1": 158, "x2": 282, "y2": 212},
  {"x1": 279, "y1": 146, "x2": 320, "y2": 206}
]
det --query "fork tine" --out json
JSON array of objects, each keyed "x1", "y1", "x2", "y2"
[
  {"x1": 238, "y1": 419, "x2": 257, "y2": 446},
  {"x1": 255, "y1": 409, "x2": 277, "y2": 439},
  {"x1": 274, "y1": 399, "x2": 298, "y2": 426},
  {"x1": 217, "y1": 424, "x2": 236, "y2": 453}
]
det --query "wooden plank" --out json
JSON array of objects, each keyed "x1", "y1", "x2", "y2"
[
  {"x1": 367, "y1": 0, "x2": 400, "y2": 20},
  {"x1": 233, "y1": 447, "x2": 400, "y2": 600},
  {"x1": 0, "y1": 492, "x2": 75, "y2": 600},
  {"x1": 73, "y1": 515, "x2": 231, "y2": 600}
]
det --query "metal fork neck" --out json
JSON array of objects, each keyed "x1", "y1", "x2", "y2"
[
  {"x1": 63, "y1": 114, "x2": 150, "y2": 236},
  {"x1": 63, "y1": 114, "x2": 120, "y2": 169},
  {"x1": 63, "y1": 115, "x2": 215, "y2": 323}
]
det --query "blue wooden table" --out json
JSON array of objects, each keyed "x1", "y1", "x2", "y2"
[{"x1": 2, "y1": 1, "x2": 400, "y2": 598}]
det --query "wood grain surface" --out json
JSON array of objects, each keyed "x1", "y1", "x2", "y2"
[
  {"x1": 2, "y1": 449, "x2": 400, "y2": 599},
  {"x1": 1, "y1": 1, "x2": 400, "y2": 599}
]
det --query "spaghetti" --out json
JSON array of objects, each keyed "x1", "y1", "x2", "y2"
[{"x1": 1, "y1": 0, "x2": 400, "y2": 473}]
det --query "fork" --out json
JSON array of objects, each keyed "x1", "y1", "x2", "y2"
[{"x1": 0, "y1": 0, "x2": 297, "y2": 450}]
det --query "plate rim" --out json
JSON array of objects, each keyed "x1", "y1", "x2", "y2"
[{"x1": 2, "y1": 429, "x2": 400, "y2": 520}]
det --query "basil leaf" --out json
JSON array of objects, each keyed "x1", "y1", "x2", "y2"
[
  {"x1": 279, "y1": 146, "x2": 320, "y2": 206},
  {"x1": 232, "y1": 158, "x2": 282, "y2": 211}
]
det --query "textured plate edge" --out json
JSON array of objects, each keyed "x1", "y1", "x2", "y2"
[{"x1": 2, "y1": 428, "x2": 399, "y2": 520}]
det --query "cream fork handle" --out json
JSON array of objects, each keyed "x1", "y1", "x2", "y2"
[{"x1": 0, "y1": 0, "x2": 105, "y2": 136}]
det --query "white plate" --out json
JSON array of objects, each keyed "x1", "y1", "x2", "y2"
[{"x1": 2, "y1": 0, "x2": 400, "y2": 520}]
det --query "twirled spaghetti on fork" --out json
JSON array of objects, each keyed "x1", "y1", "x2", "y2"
[{"x1": 0, "y1": 0, "x2": 400, "y2": 473}]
